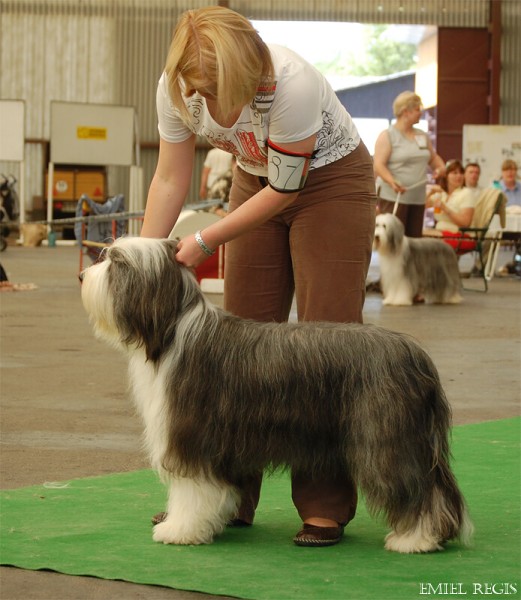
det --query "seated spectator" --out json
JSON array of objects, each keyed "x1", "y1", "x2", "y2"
[
  {"x1": 464, "y1": 162, "x2": 482, "y2": 201},
  {"x1": 425, "y1": 159, "x2": 478, "y2": 251},
  {"x1": 495, "y1": 159, "x2": 521, "y2": 276},
  {"x1": 496, "y1": 159, "x2": 521, "y2": 208}
]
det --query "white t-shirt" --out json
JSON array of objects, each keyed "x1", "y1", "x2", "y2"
[
  {"x1": 434, "y1": 187, "x2": 477, "y2": 233},
  {"x1": 156, "y1": 44, "x2": 360, "y2": 176}
]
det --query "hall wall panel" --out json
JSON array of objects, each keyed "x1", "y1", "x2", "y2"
[{"x1": 436, "y1": 27, "x2": 491, "y2": 162}]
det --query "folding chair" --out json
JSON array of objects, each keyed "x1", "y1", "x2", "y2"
[{"x1": 444, "y1": 188, "x2": 506, "y2": 292}]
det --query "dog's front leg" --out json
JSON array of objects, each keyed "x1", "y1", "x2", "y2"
[
  {"x1": 382, "y1": 284, "x2": 414, "y2": 306},
  {"x1": 153, "y1": 474, "x2": 240, "y2": 545}
]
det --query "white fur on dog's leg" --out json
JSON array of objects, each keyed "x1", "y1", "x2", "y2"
[
  {"x1": 152, "y1": 475, "x2": 239, "y2": 545},
  {"x1": 382, "y1": 289, "x2": 414, "y2": 306},
  {"x1": 383, "y1": 296, "x2": 413, "y2": 306},
  {"x1": 381, "y1": 280, "x2": 414, "y2": 306},
  {"x1": 384, "y1": 516, "x2": 443, "y2": 554}
]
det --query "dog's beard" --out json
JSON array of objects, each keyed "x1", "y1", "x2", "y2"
[{"x1": 81, "y1": 259, "x2": 120, "y2": 347}]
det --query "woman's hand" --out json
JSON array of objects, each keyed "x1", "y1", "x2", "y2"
[
  {"x1": 432, "y1": 197, "x2": 444, "y2": 213},
  {"x1": 432, "y1": 166, "x2": 445, "y2": 179},
  {"x1": 391, "y1": 180, "x2": 407, "y2": 194},
  {"x1": 175, "y1": 233, "x2": 212, "y2": 268},
  {"x1": 428, "y1": 184, "x2": 443, "y2": 195}
]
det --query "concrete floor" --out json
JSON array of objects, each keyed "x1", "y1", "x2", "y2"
[{"x1": 0, "y1": 243, "x2": 520, "y2": 600}]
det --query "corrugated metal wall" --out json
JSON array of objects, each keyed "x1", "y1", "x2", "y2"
[
  {"x1": 0, "y1": 0, "x2": 211, "y2": 211},
  {"x1": 0, "y1": 0, "x2": 519, "y2": 216},
  {"x1": 237, "y1": 0, "x2": 490, "y2": 27},
  {"x1": 500, "y1": 0, "x2": 521, "y2": 125}
]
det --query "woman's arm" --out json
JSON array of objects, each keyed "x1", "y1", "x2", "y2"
[
  {"x1": 439, "y1": 203, "x2": 474, "y2": 228},
  {"x1": 175, "y1": 134, "x2": 317, "y2": 268},
  {"x1": 373, "y1": 130, "x2": 406, "y2": 194},
  {"x1": 431, "y1": 189, "x2": 474, "y2": 228},
  {"x1": 427, "y1": 139, "x2": 446, "y2": 179},
  {"x1": 140, "y1": 135, "x2": 196, "y2": 238}
]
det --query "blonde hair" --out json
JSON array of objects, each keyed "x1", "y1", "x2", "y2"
[
  {"x1": 165, "y1": 6, "x2": 274, "y2": 124},
  {"x1": 392, "y1": 91, "x2": 422, "y2": 118},
  {"x1": 501, "y1": 159, "x2": 518, "y2": 171}
]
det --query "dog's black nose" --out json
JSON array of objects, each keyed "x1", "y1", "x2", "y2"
[{"x1": 78, "y1": 271, "x2": 85, "y2": 284}]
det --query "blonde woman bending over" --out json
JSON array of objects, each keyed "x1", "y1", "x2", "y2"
[{"x1": 141, "y1": 6, "x2": 377, "y2": 548}]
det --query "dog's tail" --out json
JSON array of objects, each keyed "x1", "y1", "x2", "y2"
[
  {"x1": 381, "y1": 434, "x2": 474, "y2": 553},
  {"x1": 346, "y1": 338, "x2": 473, "y2": 552}
]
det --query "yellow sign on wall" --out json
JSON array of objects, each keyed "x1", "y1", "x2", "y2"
[
  {"x1": 51, "y1": 102, "x2": 135, "y2": 165},
  {"x1": 77, "y1": 126, "x2": 107, "y2": 140}
]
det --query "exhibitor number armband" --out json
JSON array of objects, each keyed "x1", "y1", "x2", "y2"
[{"x1": 267, "y1": 139, "x2": 314, "y2": 193}]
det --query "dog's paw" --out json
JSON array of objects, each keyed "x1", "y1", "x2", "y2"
[
  {"x1": 382, "y1": 298, "x2": 413, "y2": 306},
  {"x1": 153, "y1": 520, "x2": 214, "y2": 545},
  {"x1": 384, "y1": 530, "x2": 443, "y2": 554}
]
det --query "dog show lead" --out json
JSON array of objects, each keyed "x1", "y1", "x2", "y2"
[{"x1": 140, "y1": 6, "x2": 377, "y2": 547}]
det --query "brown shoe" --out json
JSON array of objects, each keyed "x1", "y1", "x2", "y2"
[
  {"x1": 293, "y1": 523, "x2": 345, "y2": 547},
  {"x1": 151, "y1": 511, "x2": 167, "y2": 525}
]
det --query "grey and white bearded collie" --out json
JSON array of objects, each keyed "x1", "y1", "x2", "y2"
[
  {"x1": 80, "y1": 236, "x2": 472, "y2": 553},
  {"x1": 374, "y1": 213, "x2": 463, "y2": 306}
]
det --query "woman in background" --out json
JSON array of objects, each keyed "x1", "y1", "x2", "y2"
[
  {"x1": 425, "y1": 159, "x2": 477, "y2": 251},
  {"x1": 374, "y1": 91, "x2": 445, "y2": 237}
]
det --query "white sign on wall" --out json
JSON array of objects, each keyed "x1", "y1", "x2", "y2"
[
  {"x1": 463, "y1": 125, "x2": 521, "y2": 187},
  {"x1": 0, "y1": 100, "x2": 25, "y2": 161},
  {"x1": 50, "y1": 101, "x2": 135, "y2": 166}
]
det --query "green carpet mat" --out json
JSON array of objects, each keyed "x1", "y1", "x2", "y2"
[{"x1": 1, "y1": 418, "x2": 520, "y2": 599}]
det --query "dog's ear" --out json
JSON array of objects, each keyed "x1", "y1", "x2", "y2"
[
  {"x1": 109, "y1": 241, "x2": 184, "y2": 362},
  {"x1": 387, "y1": 216, "x2": 404, "y2": 253}
]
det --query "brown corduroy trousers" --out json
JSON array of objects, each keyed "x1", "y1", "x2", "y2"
[{"x1": 223, "y1": 142, "x2": 377, "y2": 525}]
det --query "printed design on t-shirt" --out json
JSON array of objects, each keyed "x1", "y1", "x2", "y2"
[
  {"x1": 186, "y1": 97, "x2": 204, "y2": 129},
  {"x1": 253, "y1": 81, "x2": 277, "y2": 115},
  {"x1": 314, "y1": 111, "x2": 358, "y2": 164},
  {"x1": 204, "y1": 132, "x2": 239, "y2": 157},
  {"x1": 200, "y1": 127, "x2": 267, "y2": 170},
  {"x1": 234, "y1": 130, "x2": 268, "y2": 169}
]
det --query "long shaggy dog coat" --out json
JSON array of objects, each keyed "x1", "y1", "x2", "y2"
[{"x1": 80, "y1": 236, "x2": 472, "y2": 553}]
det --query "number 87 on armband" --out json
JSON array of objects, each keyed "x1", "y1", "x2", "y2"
[{"x1": 267, "y1": 139, "x2": 314, "y2": 193}]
